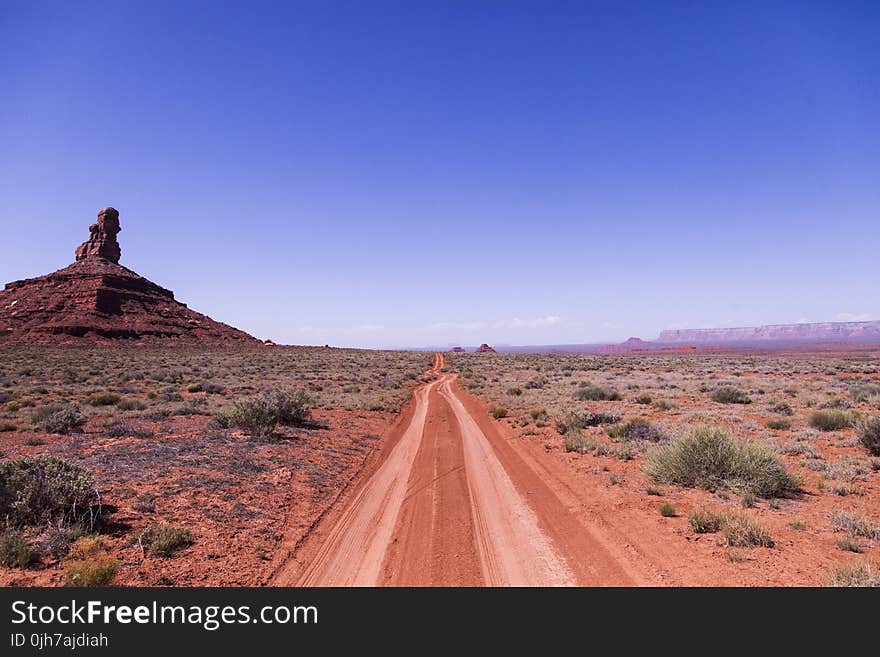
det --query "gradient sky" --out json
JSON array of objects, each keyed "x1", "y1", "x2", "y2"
[{"x1": 2, "y1": 1, "x2": 878, "y2": 348}]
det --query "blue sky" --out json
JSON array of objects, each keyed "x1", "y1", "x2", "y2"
[{"x1": 1, "y1": 1, "x2": 878, "y2": 348}]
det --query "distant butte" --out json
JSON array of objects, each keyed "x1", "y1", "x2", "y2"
[
  {"x1": 0, "y1": 207, "x2": 259, "y2": 346},
  {"x1": 474, "y1": 343, "x2": 496, "y2": 353}
]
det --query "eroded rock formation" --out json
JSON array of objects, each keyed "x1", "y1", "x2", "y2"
[
  {"x1": 0, "y1": 207, "x2": 258, "y2": 345},
  {"x1": 75, "y1": 207, "x2": 122, "y2": 264}
]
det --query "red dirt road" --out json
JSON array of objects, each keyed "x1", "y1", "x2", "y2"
[{"x1": 274, "y1": 354, "x2": 637, "y2": 586}]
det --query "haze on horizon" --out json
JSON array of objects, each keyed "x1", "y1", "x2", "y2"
[{"x1": 1, "y1": 2, "x2": 878, "y2": 349}]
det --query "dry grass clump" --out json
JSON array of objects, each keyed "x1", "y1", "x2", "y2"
[{"x1": 63, "y1": 537, "x2": 119, "y2": 586}]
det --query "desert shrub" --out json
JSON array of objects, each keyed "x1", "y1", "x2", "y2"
[
  {"x1": 607, "y1": 418, "x2": 665, "y2": 443},
  {"x1": 781, "y1": 440, "x2": 820, "y2": 458},
  {"x1": 857, "y1": 417, "x2": 880, "y2": 456},
  {"x1": 770, "y1": 401, "x2": 794, "y2": 416},
  {"x1": 528, "y1": 408, "x2": 548, "y2": 421},
  {"x1": 829, "y1": 564, "x2": 879, "y2": 587},
  {"x1": 0, "y1": 455, "x2": 99, "y2": 526},
  {"x1": 490, "y1": 405, "x2": 508, "y2": 419},
  {"x1": 837, "y1": 537, "x2": 862, "y2": 553},
  {"x1": 688, "y1": 509, "x2": 725, "y2": 533},
  {"x1": 116, "y1": 398, "x2": 146, "y2": 411},
  {"x1": 830, "y1": 510, "x2": 880, "y2": 540},
  {"x1": 102, "y1": 420, "x2": 129, "y2": 437},
  {"x1": 0, "y1": 529, "x2": 37, "y2": 568},
  {"x1": 0, "y1": 422, "x2": 17, "y2": 432},
  {"x1": 810, "y1": 409, "x2": 857, "y2": 432},
  {"x1": 644, "y1": 425, "x2": 799, "y2": 497},
  {"x1": 132, "y1": 493, "x2": 156, "y2": 514},
  {"x1": 711, "y1": 386, "x2": 752, "y2": 404},
  {"x1": 766, "y1": 419, "x2": 791, "y2": 431},
  {"x1": 850, "y1": 384, "x2": 880, "y2": 404},
  {"x1": 506, "y1": 386, "x2": 523, "y2": 396},
  {"x1": 63, "y1": 538, "x2": 118, "y2": 586},
  {"x1": 820, "y1": 397, "x2": 851, "y2": 410},
  {"x1": 573, "y1": 384, "x2": 621, "y2": 401},
  {"x1": 266, "y1": 389, "x2": 312, "y2": 426},
  {"x1": 141, "y1": 524, "x2": 194, "y2": 558},
  {"x1": 40, "y1": 523, "x2": 83, "y2": 559},
  {"x1": 563, "y1": 433, "x2": 606, "y2": 455},
  {"x1": 30, "y1": 403, "x2": 85, "y2": 434},
  {"x1": 87, "y1": 392, "x2": 121, "y2": 407},
  {"x1": 556, "y1": 411, "x2": 620, "y2": 435},
  {"x1": 722, "y1": 514, "x2": 774, "y2": 547},
  {"x1": 658, "y1": 502, "x2": 677, "y2": 517},
  {"x1": 652, "y1": 400, "x2": 674, "y2": 411},
  {"x1": 635, "y1": 395, "x2": 652, "y2": 405},
  {"x1": 226, "y1": 388, "x2": 312, "y2": 437}
]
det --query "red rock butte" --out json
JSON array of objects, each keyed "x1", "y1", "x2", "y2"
[
  {"x1": 0, "y1": 207, "x2": 258, "y2": 346},
  {"x1": 475, "y1": 343, "x2": 496, "y2": 353}
]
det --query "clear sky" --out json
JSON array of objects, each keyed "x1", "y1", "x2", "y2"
[{"x1": 1, "y1": 1, "x2": 878, "y2": 348}]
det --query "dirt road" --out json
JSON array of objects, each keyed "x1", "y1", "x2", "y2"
[{"x1": 273, "y1": 354, "x2": 637, "y2": 586}]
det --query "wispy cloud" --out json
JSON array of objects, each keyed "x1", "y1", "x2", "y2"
[
  {"x1": 507, "y1": 315, "x2": 561, "y2": 329},
  {"x1": 836, "y1": 312, "x2": 873, "y2": 322},
  {"x1": 431, "y1": 315, "x2": 562, "y2": 333}
]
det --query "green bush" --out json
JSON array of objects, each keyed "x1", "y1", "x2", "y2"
[
  {"x1": 573, "y1": 384, "x2": 621, "y2": 401},
  {"x1": 765, "y1": 419, "x2": 791, "y2": 431},
  {"x1": 810, "y1": 409, "x2": 857, "y2": 432},
  {"x1": 644, "y1": 425, "x2": 799, "y2": 497},
  {"x1": 87, "y1": 392, "x2": 121, "y2": 407},
  {"x1": 0, "y1": 455, "x2": 99, "y2": 526},
  {"x1": 490, "y1": 405, "x2": 508, "y2": 419},
  {"x1": 116, "y1": 398, "x2": 146, "y2": 411},
  {"x1": 857, "y1": 417, "x2": 880, "y2": 456},
  {"x1": 141, "y1": 524, "x2": 194, "y2": 558},
  {"x1": 226, "y1": 388, "x2": 313, "y2": 437},
  {"x1": 0, "y1": 529, "x2": 37, "y2": 568},
  {"x1": 30, "y1": 404, "x2": 85, "y2": 434},
  {"x1": 658, "y1": 502, "x2": 677, "y2": 517},
  {"x1": 711, "y1": 386, "x2": 752, "y2": 404}
]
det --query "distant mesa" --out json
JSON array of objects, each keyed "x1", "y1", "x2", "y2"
[
  {"x1": 657, "y1": 322, "x2": 880, "y2": 344},
  {"x1": 474, "y1": 343, "x2": 496, "y2": 353},
  {"x1": 449, "y1": 346, "x2": 466, "y2": 353},
  {"x1": 592, "y1": 321, "x2": 880, "y2": 354},
  {"x1": 0, "y1": 207, "x2": 259, "y2": 346}
]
